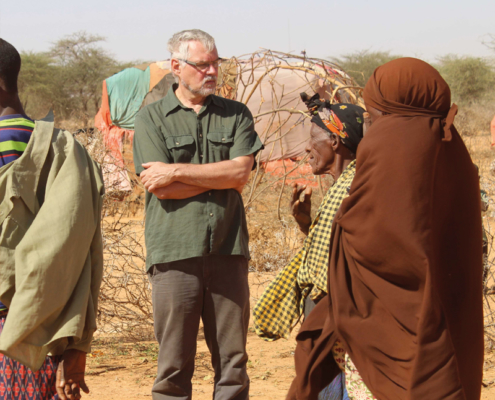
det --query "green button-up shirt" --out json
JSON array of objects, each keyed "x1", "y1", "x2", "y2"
[{"x1": 133, "y1": 85, "x2": 263, "y2": 270}]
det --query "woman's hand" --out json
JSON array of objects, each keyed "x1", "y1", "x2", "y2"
[{"x1": 290, "y1": 183, "x2": 312, "y2": 235}]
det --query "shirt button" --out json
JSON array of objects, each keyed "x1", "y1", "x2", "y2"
[
  {"x1": 200, "y1": 154, "x2": 203, "y2": 158},
  {"x1": 209, "y1": 192, "x2": 212, "y2": 196},
  {"x1": 221, "y1": 138, "x2": 225, "y2": 141},
  {"x1": 175, "y1": 141, "x2": 179, "y2": 145},
  {"x1": 199, "y1": 134, "x2": 203, "y2": 138},
  {"x1": 210, "y1": 213, "x2": 213, "y2": 217}
]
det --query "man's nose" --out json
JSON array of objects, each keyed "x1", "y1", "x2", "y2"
[{"x1": 206, "y1": 63, "x2": 218, "y2": 76}]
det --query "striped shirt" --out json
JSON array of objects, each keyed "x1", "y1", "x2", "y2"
[
  {"x1": 0, "y1": 114, "x2": 35, "y2": 166},
  {"x1": 0, "y1": 114, "x2": 34, "y2": 311}
]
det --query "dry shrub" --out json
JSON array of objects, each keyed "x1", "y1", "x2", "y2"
[
  {"x1": 436, "y1": 55, "x2": 495, "y2": 105},
  {"x1": 98, "y1": 216, "x2": 152, "y2": 340},
  {"x1": 247, "y1": 204, "x2": 302, "y2": 274},
  {"x1": 247, "y1": 215, "x2": 302, "y2": 304},
  {"x1": 330, "y1": 50, "x2": 402, "y2": 87},
  {"x1": 456, "y1": 100, "x2": 495, "y2": 139},
  {"x1": 457, "y1": 100, "x2": 495, "y2": 347},
  {"x1": 75, "y1": 129, "x2": 153, "y2": 340}
]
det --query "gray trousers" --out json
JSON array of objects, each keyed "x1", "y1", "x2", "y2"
[{"x1": 149, "y1": 255, "x2": 250, "y2": 400}]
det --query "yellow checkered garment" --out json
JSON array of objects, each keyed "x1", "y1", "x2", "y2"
[{"x1": 253, "y1": 161, "x2": 356, "y2": 341}]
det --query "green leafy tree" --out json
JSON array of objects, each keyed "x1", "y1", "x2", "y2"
[
  {"x1": 436, "y1": 55, "x2": 495, "y2": 104},
  {"x1": 48, "y1": 31, "x2": 129, "y2": 124},
  {"x1": 330, "y1": 50, "x2": 401, "y2": 87},
  {"x1": 17, "y1": 32, "x2": 133, "y2": 126},
  {"x1": 18, "y1": 52, "x2": 57, "y2": 119}
]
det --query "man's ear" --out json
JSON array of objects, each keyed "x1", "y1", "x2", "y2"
[{"x1": 170, "y1": 59, "x2": 181, "y2": 79}]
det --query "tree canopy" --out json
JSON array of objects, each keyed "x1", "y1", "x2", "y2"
[
  {"x1": 330, "y1": 50, "x2": 402, "y2": 87},
  {"x1": 18, "y1": 52, "x2": 56, "y2": 118},
  {"x1": 18, "y1": 32, "x2": 132, "y2": 126},
  {"x1": 435, "y1": 55, "x2": 495, "y2": 104}
]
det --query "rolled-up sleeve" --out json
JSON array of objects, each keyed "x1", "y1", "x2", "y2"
[{"x1": 133, "y1": 110, "x2": 171, "y2": 176}]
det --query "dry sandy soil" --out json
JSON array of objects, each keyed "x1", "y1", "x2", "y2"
[
  {"x1": 84, "y1": 308, "x2": 495, "y2": 400},
  {"x1": 85, "y1": 323, "x2": 297, "y2": 399}
]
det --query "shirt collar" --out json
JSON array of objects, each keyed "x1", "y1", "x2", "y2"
[
  {"x1": 339, "y1": 159, "x2": 356, "y2": 182},
  {"x1": 209, "y1": 94, "x2": 225, "y2": 109},
  {"x1": 0, "y1": 114, "x2": 34, "y2": 122},
  {"x1": 162, "y1": 83, "x2": 225, "y2": 116}
]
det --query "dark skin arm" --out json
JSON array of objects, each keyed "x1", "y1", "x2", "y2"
[
  {"x1": 56, "y1": 349, "x2": 89, "y2": 400},
  {"x1": 290, "y1": 183, "x2": 312, "y2": 235}
]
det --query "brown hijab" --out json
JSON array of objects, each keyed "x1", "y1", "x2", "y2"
[{"x1": 288, "y1": 58, "x2": 484, "y2": 400}]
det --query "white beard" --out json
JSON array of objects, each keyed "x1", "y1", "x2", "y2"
[{"x1": 181, "y1": 77, "x2": 217, "y2": 96}]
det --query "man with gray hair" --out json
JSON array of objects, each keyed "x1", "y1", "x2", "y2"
[{"x1": 133, "y1": 29, "x2": 263, "y2": 400}]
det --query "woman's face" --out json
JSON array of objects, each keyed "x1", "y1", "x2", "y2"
[{"x1": 306, "y1": 124, "x2": 336, "y2": 176}]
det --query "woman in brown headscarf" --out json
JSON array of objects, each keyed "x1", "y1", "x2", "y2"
[{"x1": 287, "y1": 58, "x2": 484, "y2": 400}]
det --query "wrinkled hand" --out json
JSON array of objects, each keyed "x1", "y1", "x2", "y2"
[
  {"x1": 140, "y1": 162, "x2": 176, "y2": 191},
  {"x1": 56, "y1": 349, "x2": 89, "y2": 400},
  {"x1": 290, "y1": 183, "x2": 312, "y2": 235}
]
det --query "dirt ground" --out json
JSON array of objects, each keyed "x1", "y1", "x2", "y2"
[
  {"x1": 85, "y1": 303, "x2": 495, "y2": 400},
  {"x1": 87, "y1": 267, "x2": 495, "y2": 400},
  {"x1": 85, "y1": 323, "x2": 297, "y2": 399},
  {"x1": 86, "y1": 270, "x2": 300, "y2": 400}
]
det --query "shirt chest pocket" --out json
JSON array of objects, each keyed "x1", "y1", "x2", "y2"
[
  {"x1": 207, "y1": 132, "x2": 234, "y2": 160},
  {"x1": 165, "y1": 135, "x2": 196, "y2": 163}
]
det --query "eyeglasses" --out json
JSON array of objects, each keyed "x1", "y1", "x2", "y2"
[{"x1": 178, "y1": 58, "x2": 223, "y2": 71}]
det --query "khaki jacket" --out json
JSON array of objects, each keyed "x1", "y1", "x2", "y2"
[{"x1": 0, "y1": 114, "x2": 104, "y2": 371}]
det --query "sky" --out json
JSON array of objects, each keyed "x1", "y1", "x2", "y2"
[{"x1": 0, "y1": 0, "x2": 494, "y2": 64}]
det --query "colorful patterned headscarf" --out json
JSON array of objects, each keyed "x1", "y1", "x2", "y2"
[{"x1": 301, "y1": 92, "x2": 365, "y2": 154}]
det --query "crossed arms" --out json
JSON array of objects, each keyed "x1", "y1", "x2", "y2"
[{"x1": 140, "y1": 155, "x2": 254, "y2": 200}]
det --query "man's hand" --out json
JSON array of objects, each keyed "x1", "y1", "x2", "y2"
[
  {"x1": 291, "y1": 183, "x2": 312, "y2": 235},
  {"x1": 56, "y1": 349, "x2": 89, "y2": 400},
  {"x1": 141, "y1": 162, "x2": 177, "y2": 191}
]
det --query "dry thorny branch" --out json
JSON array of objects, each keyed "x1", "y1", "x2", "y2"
[{"x1": 76, "y1": 129, "x2": 152, "y2": 339}]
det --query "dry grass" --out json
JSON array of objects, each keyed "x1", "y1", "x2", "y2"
[{"x1": 456, "y1": 101, "x2": 495, "y2": 346}]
